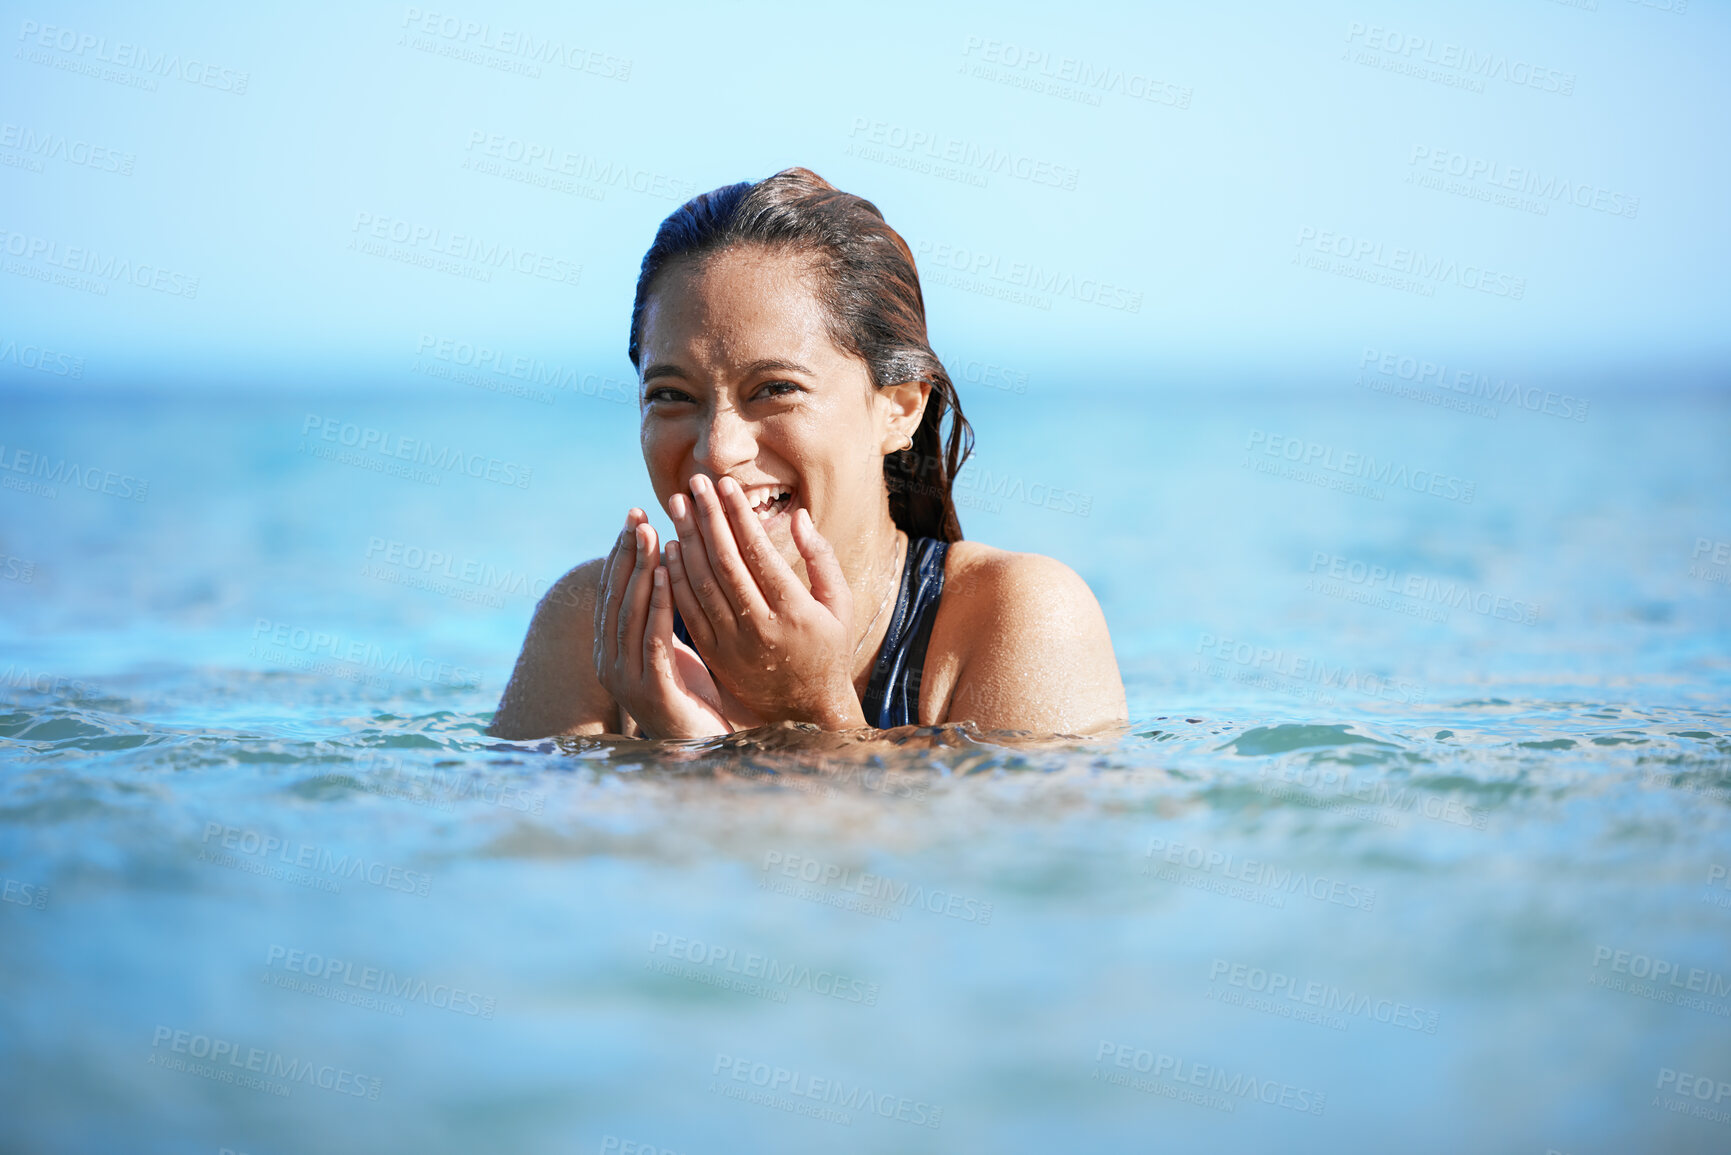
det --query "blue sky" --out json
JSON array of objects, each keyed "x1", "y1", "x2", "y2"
[{"x1": 2, "y1": 0, "x2": 1726, "y2": 393}]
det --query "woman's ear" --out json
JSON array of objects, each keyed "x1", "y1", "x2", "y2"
[{"x1": 878, "y1": 379, "x2": 931, "y2": 453}]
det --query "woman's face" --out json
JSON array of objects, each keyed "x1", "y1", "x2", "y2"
[{"x1": 636, "y1": 245, "x2": 919, "y2": 566}]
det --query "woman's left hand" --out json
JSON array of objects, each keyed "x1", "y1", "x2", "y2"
[{"x1": 662, "y1": 474, "x2": 870, "y2": 730}]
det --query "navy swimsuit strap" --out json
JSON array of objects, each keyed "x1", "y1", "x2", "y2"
[
  {"x1": 860, "y1": 536, "x2": 948, "y2": 729},
  {"x1": 672, "y1": 535, "x2": 950, "y2": 729}
]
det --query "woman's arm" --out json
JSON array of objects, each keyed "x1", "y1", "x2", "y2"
[
  {"x1": 487, "y1": 561, "x2": 619, "y2": 739},
  {"x1": 941, "y1": 551, "x2": 1128, "y2": 735}
]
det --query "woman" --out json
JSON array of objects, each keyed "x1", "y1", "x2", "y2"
[{"x1": 489, "y1": 168, "x2": 1125, "y2": 740}]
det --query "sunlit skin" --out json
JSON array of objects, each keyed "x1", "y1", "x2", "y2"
[{"x1": 488, "y1": 245, "x2": 1127, "y2": 740}]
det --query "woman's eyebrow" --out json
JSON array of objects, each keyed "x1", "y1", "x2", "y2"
[
  {"x1": 641, "y1": 357, "x2": 815, "y2": 384},
  {"x1": 641, "y1": 362, "x2": 688, "y2": 382},
  {"x1": 739, "y1": 357, "x2": 814, "y2": 377}
]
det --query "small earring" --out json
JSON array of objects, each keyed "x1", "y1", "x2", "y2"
[{"x1": 895, "y1": 435, "x2": 913, "y2": 452}]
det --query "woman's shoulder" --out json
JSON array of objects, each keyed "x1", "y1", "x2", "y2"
[
  {"x1": 504, "y1": 557, "x2": 607, "y2": 634},
  {"x1": 543, "y1": 557, "x2": 606, "y2": 612},
  {"x1": 486, "y1": 556, "x2": 614, "y2": 739},
  {"x1": 938, "y1": 539, "x2": 1100, "y2": 613},
  {"x1": 925, "y1": 538, "x2": 1125, "y2": 732},
  {"x1": 929, "y1": 538, "x2": 1112, "y2": 665}
]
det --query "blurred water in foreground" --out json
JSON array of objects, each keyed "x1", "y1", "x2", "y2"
[{"x1": 1, "y1": 384, "x2": 1728, "y2": 1154}]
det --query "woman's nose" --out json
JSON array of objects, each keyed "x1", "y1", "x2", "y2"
[{"x1": 693, "y1": 407, "x2": 757, "y2": 475}]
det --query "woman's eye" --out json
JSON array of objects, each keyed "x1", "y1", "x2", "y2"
[
  {"x1": 756, "y1": 380, "x2": 802, "y2": 400},
  {"x1": 644, "y1": 386, "x2": 692, "y2": 404}
]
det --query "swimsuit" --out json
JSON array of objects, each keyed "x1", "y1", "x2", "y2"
[{"x1": 672, "y1": 535, "x2": 951, "y2": 729}]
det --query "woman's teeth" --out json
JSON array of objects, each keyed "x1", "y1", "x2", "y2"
[{"x1": 750, "y1": 490, "x2": 793, "y2": 519}]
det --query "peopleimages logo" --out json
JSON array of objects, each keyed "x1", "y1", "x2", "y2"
[
  {"x1": 759, "y1": 850, "x2": 993, "y2": 924},
  {"x1": 1359, "y1": 348, "x2": 1589, "y2": 421},
  {"x1": 1307, "y1": 552, "x2": 1540, "y2": 626},
  {"x1": 1654, "y1": 1067, "x2": 1731, "y2": 1125},
  {"x1": 363, "y1": 536, "x2": 553, "y2": 607},
  {"x1": 149, "y1": 1026, "x2": 381, "y2": 1099},
  {"x1": 1295, "y1": 227, "x2": 1525, "y2": 300},
  {"x1": 1591, "y1": 945, "x2": 1731, "y2": 998},
  {"x1": 1407, "y1": 146, "x2": 1637, "y2": 219},
  {"x1": 0, "y1": 444, "x2": 148, "y2": 501},
  {"x1": 1342, "y1": 22, "x2": 1575, "y2": 96},
  {"x1": 463, "y1": 132, "x2": 696, "y2": 202},
  {"x1": 398, "y1": 7, "x2": 632, "y2": 81},
  {"x1": 1145, "y1": 836, "x2": 1378, "y2": 911},
  {"x1": 648, "y1": 932, "x2": 880, "y2": 1006},
  {"x1": 0, "y1": 122, "x2": 134, "y2": 175},
  {"x1": 958, "y1": 35, "x2": 1193, "y2": 109},
  {"x1": 1691, "y1": 538, "x2": 1731, "y2": 587},
  {"x1": 300, "y1": 413, "x2": 533, "y2": 489},
  {"x1": 1207, "y1": 959, "x2": 1439, "y2": 1033},
  {"x1": 264, "y1": 944, "x2": 496, "y2": 1018},
  {"x1": 1, "y1": 666, "x2": 99, "y2": 698},
  {"x1": 348, "y1": 211, "x2": 581, "y2": 288},
  {"x1": 0, "y1": 227, "x2": 200, "y2": 298},
  {"x1": 711, "y1": 1053, "x2": 943, "y2": 1129},
  {"x1": 200, "y1": 822, "x2": 433, "y2": 897},
  {"x1": 413, "y1": 334, "x2": 635, "y2": 406},
  {"x1": 250, "y1": 617, "x2": 484, "y2": 689},
  {"x1": 16, "y1": 20, "x2": 251, "y2": 93},
  {"x1": 2, "y1": 877, "x2": 48, "y2": 909},
  {"x1": 1094, "y1": 1041, "x2": 1326, "y2": 1116},
  {"x1": 914, "y1": 240, "x2": 1142, "y2": 313},
  {"x1": 846, "y1": 117, "x2": 1080, "y2": 190},
  {"x1": 334, "y1": 750, "x2": 546, "y2": 815},
  {"x1": 950, "y1": 456, "x2": 1092, "y2": 517},
  {"x1": 0, "y1": 336, "x2": 83, "y2": 377},
  {"x1": 1258, "y1": 761, "x2": 1489, "y2": 832},
  {"x1": 1194, "y1": 631, "x2": 1427, "y2": 706},
  {"x1": 1244, "y1": 429, "x2": 1475, "y2": 505}
]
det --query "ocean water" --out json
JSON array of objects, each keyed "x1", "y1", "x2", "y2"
[{"x1": 1, "y1": 383, "x2": 1729, "y2": 1154}]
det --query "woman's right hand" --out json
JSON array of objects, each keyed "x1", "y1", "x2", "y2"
[{"x1": 593, "y1": 509, "x2": 758, "y2": 739}]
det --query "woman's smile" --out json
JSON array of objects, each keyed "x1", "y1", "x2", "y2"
[
  {"x1": 740, "y1": 482, "x2": 795, "y2": 523},
  {"x1": 720, "y1": 477, "x2": 792, "y2": 529}
]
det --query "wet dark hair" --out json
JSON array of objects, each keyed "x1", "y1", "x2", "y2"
[{"x1": 627, "y1": 167, "x2": 974, "y2": 543}]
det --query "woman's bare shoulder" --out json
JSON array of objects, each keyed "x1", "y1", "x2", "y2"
[
  {"x1": 930, "y1": 539, "x2": 1126, "y2": 733},
  {"x1": 486, "y1": 557, "x2": 614, "y2": 739},
  {"x1": 941, "y1": 540, "x2": 1099, "y2": 611},
  {"x1": 540, "y1": 558, "x2": 607, "y2": 621}
]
